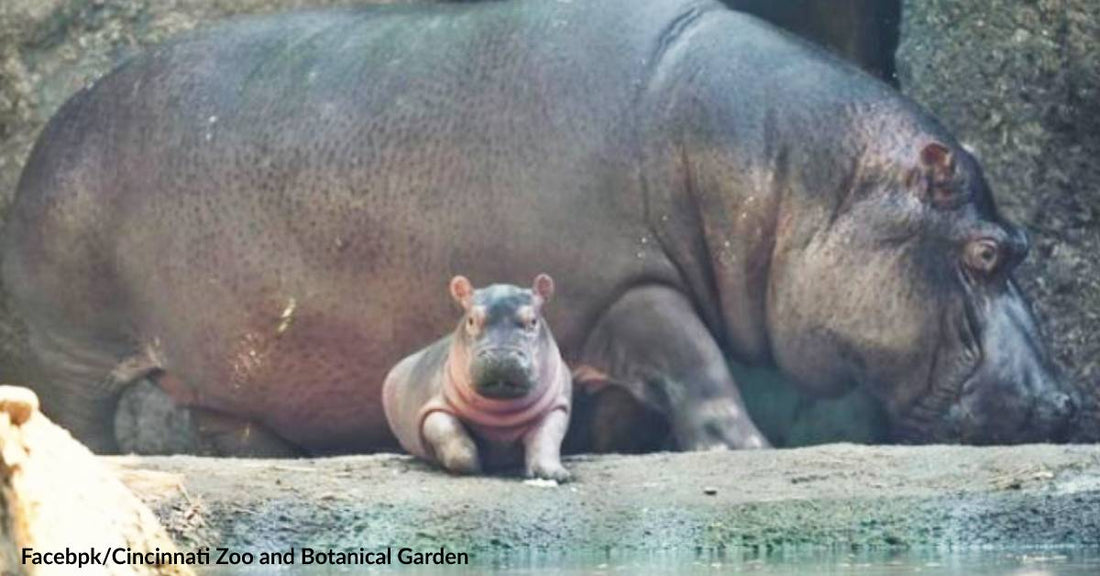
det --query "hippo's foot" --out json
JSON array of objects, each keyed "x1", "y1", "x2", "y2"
[
  {"x1": 675, "y1": 396, "x2": 770, "y2": 451},
  {"x1": 422, "y1": 411, "x2": 482, "y2": 475},
  {"x1": 115, "y1": 378, "x2": 303, "y2": 457},
  {"x1": 580, "y1": 285, "x2": 770, "y2": 451},
  {"x1": 526, "y1": 460, "x2": 571, "y2": 482},
  {"x1": 190, "y1": 409, "x2": 304, "y2": 457},
  {"x1": 115, "y1": 378, "x2": 201, "y2": 454},
  {"x1": 523, "y1": 408, "x2": 571, "y2": 482}
]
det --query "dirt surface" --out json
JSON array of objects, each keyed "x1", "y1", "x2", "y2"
[{"x1": 107, "y1": 444, "x2": 1100, "y2": 557}]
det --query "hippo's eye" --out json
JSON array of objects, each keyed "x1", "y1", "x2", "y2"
[
  {"x1": 965, "y1": 239, "x2": 1000, "y2": 275},
  {"x1": 525, "y1": 318, "x2": 539, "y2": 331},
  {"x1": 466, "y1": 316, "x2": 477, "y2": 332}
]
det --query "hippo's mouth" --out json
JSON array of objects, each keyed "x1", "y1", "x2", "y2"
[
  {"x1": 471, "y1": 352, "x2": 535, "y2": 399},
  {"x1": 891, "y1": 302, "x2": 982, "y2": 444},
  {"x1": 949, "y1": 374, "x2": 1075, "y2": 445},
  {"x1": 474, "y1": 378, "x2": 533, "y2": 399},
  {"x1": 892, "y1": 288, "x2": 1077, "y2": 445}
]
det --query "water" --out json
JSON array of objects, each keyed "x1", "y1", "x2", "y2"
[{"x1": 200, "y1": 549, "x2": 1100, "y2": 575}]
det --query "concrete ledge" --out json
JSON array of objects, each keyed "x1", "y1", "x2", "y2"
[{"x1": 107, "y1": 444, "x2": 1100, "y2": 555}]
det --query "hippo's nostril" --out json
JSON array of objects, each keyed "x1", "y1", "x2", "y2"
[
  {"x1": 1040, "y1": 391, "x2": 1078, "y2": 426},
  {"x1": 1059, "y1": 392, "x2": 1078, "y2": 420},
  {"x1": 1000, "y1": 224, "x2": 1030, "y2": 270},
  {"x1": 1010, "y1": 224, "x2": 1030, "y2": 258}
]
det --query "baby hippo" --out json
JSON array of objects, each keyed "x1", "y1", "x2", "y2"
[{"x1": 383, "y1": 274, "x2": 572, "y2": 481}]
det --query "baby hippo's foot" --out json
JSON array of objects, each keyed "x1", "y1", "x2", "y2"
[
  {"x1": 423, "y1": 411, "x2": 482, "y2": 475},
  {"x1": 437, "y1": 436, "x2": 482, "y2": 475},
  {"x1": 525, "y1": 457, "x2": 571, "y2": 482},
  {"x1": 523, "y1": 408, "x2": 571, "y2": 482}
]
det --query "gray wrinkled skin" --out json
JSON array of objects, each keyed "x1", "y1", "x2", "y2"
[{"x1": 0, "y1": 0, "x2": 1077, "y2": 455}]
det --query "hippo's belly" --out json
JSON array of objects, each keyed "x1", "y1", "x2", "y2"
[
  {"x1": 156, "y1": 304, "x2": 400, "y2": 453},
  {"x1": 128, "y1": 204, "x2": 664, "y2": 453}
]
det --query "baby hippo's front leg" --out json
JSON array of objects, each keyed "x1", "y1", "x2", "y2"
[
  {"x1": 523, "y1": 407, "x2": 571, "y2": 481},
  {"x1": 421, "y1": 411, "x2": 482, "y2": 475}
]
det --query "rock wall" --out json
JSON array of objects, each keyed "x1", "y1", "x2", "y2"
[
  {"x1": 898, "y1": 0, "x2": 1100, "y2": 440},
  {"x1": 725, "y1": 0, "x2": 899, "y2": 81}
]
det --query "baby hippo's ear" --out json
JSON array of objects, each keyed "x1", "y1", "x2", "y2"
[
  {"x1": 450, "y1": 276, "x2": 474, "y2": 309},
  {"x1": 532, "y1": 273, "x2": 554, "y2": 304}
]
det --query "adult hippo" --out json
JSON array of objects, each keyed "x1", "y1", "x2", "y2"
[{"x1": 1, "y1": 0, "x2": 1078, "y2": 455}]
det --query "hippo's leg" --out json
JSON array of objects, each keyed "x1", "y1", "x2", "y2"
[
  {"x1": 188, "y1": 408, "x2": 303, "y2": 457},
  {"x1": 570, "y1": 384, "x2": 671, "y2": 453},
  {"x1": 579, "y1": 285, "x2": 769, "y2": 451},
  {"x1": 19, "y1": 327, "x2": 153, "y2": 453},
  {"x1": 523, "y1": 408, "x2": 571, "y2": 481},
  {"x1": 422, "y1": 411, "x2": 482, "y2": 475},
  {"x1": 115, "y1": 376, "x2": 303, "y2": 457}
]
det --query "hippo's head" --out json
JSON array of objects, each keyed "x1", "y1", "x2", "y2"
[
  {"x1": 766, "y1": 128, "x2": 1079, "y2": 444},
  {"x1": 450, "y1": 274, "x2": 555, "y2": 400}
]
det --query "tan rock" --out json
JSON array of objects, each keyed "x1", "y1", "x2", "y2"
[{"x1": 0, "y1": 385, "x2": 194, "y2": 576}]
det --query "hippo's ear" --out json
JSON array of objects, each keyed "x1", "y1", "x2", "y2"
[
  {"x1": 912, "y1": 141, "x2": 964, "y2": 207},
  {"x1": 532, "y1": 274, "x2": 554, "y2": 304},
  {"x1": 919, "y1": 141, "x2": 955, "y2": 185},
  {"x1": 450, "y1": 276, "x2": 474, "y2": 309}
]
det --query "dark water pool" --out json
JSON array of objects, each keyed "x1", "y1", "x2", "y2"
[{"x1": 201, "y1": 549, "x2": 1100, "y2": 575}]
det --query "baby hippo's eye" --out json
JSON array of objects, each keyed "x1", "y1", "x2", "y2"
[
  {"x1": 466, "y1": 316, "x2": 477, "y2": 332},
  {"x1": 525, "y1": 317, "x2": 539, "y2": 331}
]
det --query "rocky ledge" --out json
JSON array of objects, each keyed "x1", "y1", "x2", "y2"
[{"x1": 110, "y1": 444, "x2": 1100, "y2": 556}]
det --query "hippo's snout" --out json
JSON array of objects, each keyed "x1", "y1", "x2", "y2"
[
  {"x1": 1039, "y1": 389, "x2": 1078, "y2": 425},
  {"x1": 950, "y1": 370, "x2": 1079, "y2": 444},
  {"x1": 470, "y1": 348, "x2": 536, "y2": 399},
  {"x1": 929, "y1": 270, "x2": 1082, "y2": 445},
  {"x1": 1032, "y1": 386, "x2": 1079, "y2": 442}
]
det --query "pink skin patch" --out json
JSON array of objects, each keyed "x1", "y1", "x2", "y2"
[{"x1": 418, "y1": 336, "x2": 568, "y2": 446}]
